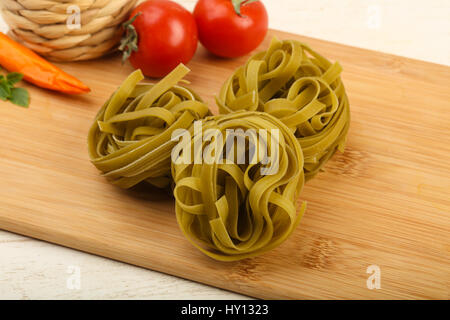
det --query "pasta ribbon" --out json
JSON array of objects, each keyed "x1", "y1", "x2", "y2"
[
  {"x1": 172, "y1": 111, "x2": 306, "y2": 261},
  {"x1": 217, "y1": 38, "x2": 351, "y2": 180},
  {"x1": 88, "y1": 64, "x2": 211, "y2": 188}
]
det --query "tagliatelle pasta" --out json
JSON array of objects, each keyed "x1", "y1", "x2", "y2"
[
  {"x1": 87, "y1": 38, "x2": 351, "y2": 262},
  {"x1": 217, "y1": 37, "x2": 350, "y2": 180},
  {"x1": 172, "y1": 111, "x2": 306, "y2": 261},
  {"x1": 88, "y1": 64, "x2": 210, "y2": 188}
]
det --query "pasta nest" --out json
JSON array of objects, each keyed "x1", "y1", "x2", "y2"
[
  {"x1": 172, "y1": 111, "x2": 306, "y2": 261},
  {"x1": 217, "y1": 38, "x2": 351, "y2": 180},
  {"x1": 88, "y1": 64, "x2": 210, "y2": 189}
]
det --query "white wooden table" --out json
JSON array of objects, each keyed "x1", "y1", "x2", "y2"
[{"x1": 0, "y1": 0, "x2": 449, "y2": 299}]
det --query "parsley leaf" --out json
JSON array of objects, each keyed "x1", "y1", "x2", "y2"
[
  {"x1": 0, "y1": 71, "x2": 29, "y2": 108},
  {"x1": 0, "y1": 79, "x2": 11, "y2": 100},
  {"x1": 7, "y1": 72, "x2": 24, "y2": 85},
  {"x1": 10, "y1": 87, "x2": 29, "y2": 108}
]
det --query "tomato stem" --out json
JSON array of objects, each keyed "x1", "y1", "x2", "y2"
[
  {"x1": 119, "y1": 13, "x2": 141, "y2": 64},
  {"x1": 231, "y1": 0, "x2": 260, "y2": 16}
]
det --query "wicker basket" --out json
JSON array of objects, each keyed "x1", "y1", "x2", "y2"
[{"x1": 0, "y1": 0, "x2": 137, "y2": 61}]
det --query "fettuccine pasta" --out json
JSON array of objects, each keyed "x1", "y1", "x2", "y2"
[
  {"x1": 217, "y1": 37, "x2": 350, "y2": 180},
  {"x1": 172, "y1": 111, "x2": 306, "y2": 261},
  {"x1": 88, "y1": 64, "x2": 210, "y2": 188}
]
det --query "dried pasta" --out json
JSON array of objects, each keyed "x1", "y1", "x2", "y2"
[
  {"x1": 172, "y1": 111, "x2": 306, "y2": 261},
  {"x1": 217, "y1": 38, "x2": 350, "y2": 180},
  {"x1": 88, "y1": 64, "x2": 210, "y2": 188}
]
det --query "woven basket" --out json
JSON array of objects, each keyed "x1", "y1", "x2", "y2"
[{"x1": 0, "y1": 0, "x2": 137, "y2": 61}]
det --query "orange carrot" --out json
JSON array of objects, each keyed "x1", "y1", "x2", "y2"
[{"x1": 0, "y1": 32, "x2": 90, "y2": 94}]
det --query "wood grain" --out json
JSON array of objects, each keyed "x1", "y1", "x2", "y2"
[{"x1": 0, "y1": 30, "x2": 449, "y2": 300}]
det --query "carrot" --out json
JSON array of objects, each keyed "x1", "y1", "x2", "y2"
[{"x1": 0, "y1": 32, "x2": 90, "y2": 95}]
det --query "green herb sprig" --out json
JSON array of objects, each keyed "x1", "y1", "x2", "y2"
[{"x1": 0, "y1": 70, "x2": 29, "y2": 108}]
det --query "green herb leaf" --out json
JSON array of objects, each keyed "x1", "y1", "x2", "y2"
[
  {"x1": 0, "y1": 80, "x2": 11, "y2": 100},
  {"x1": 10, "y1": 87, "x2": 29, "y2": 108},
  {"x1": 0, "y1": 71, "x2": 30, "y2": 108},
  {"x1": 7, "y1": 72, "x2": 24, "y2": 85}
]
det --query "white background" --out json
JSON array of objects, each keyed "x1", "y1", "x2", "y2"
[{"x1": 0, "y1": 0, "x2": 449, "y2": 299}]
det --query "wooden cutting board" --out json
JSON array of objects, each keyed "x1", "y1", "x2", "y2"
[{"x1": 0, "y1": 30, "x2": 449, "y2": 300}]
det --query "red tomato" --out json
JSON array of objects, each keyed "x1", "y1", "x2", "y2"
[
  {"x1": 194, "y1": 0, "x2": 268, "y2": 58},
  {"x1": 122, "y1": 0, "x2": 198, "y2": 78}
]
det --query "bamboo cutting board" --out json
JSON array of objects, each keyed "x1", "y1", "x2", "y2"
[{"x1": 0, "y1": 30, "x2": 449, "y2": 300}]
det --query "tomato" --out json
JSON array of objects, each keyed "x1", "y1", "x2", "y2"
[
  {"x1": 193, "y1": 0, "x2": 268, "y2": 58},
  {"x1": 121, "y1": 0, "x2": 198, "y2": 78}
]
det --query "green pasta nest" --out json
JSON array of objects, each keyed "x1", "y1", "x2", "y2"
[
  {"x1": 88, "y1": 64, "x2": 210, "y2": 189},
  {"x1": 217, "y1": 37, "x2": 351, "y2": 180},
  {"x1": 172, "y1": 111, "x2": 306, "y2": 261}
]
